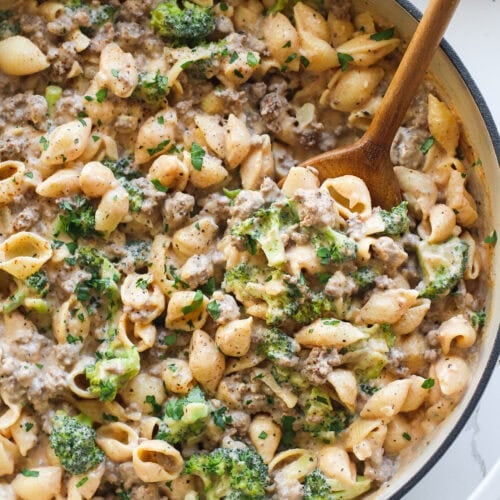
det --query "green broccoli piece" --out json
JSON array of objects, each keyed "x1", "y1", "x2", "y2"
[
  {"x1": 311, "y1": 227, "x2": 357, "y2": 266},
  {"x1": 267, "y1": 0, "x2": 297, "y2": 14},
  {"x1": 2, "y1": 271, "x2": 50, "y2": 314},
  {"x1": 101, "y1": 157, "x2": 144, "y2": 213},
  {"x1": 271, "y1": 365, "x2": 309, "y2": 389},
  {"x1": 85, "y1": 343, "x2": 140, "y2": 401},
  {"x1": 257, "y1": 327, "x2": 299, "y2": 364},
  {"x1": 150, "y1": 0, "x2": 215, "y2": 47},
  {"x1": 351, "y1": 267, "x2": 378, "y2": 291},
  {"x1": 49, "y1": 413, "x2": 104, "y2": 475},
  {"x1": 302, "y1": 388, "x2": 352, "y2": 442},
  {"x1": 156, "y1": 386, "x2": 210, "y2": 445},
  {"x1": 341, "y1": 324, "x2": 394, "y2": 382},
  {"x1": 417, "y1": 237, "x2": 469, "y2": 299},
  {"x1": 55, "y1": 195, "x2": 98, "y2": 240},
  {"x1": 291, "y1": 291, "x2": 337, "y2": 325},
  {"x1": 125, "y1": 239, "x2": 152, "y2": 270},
  {"x1": 75, "y1": 247, "x2": 120, "y2": 320},
  {"x1": 184, "y1": 445, "x2": 270, "y2": 499},
  {"x1": 66, "y1": 1, "x2": 115, "y2": 36},
  {"x1": 0, "y1": 11, "x2": 20, "y2": 40},
  {"x1": 304, "y1": 469, "x2": 372, "y2": 500},
  {"x1": 223, "y1": 263, "x2": 337, "y2": 326},
  {"x1": 304, "y1": 468, "x2": 334, "y2": 500},
  {"x1": 133, "y1": 71, "x2": 169, "y2": 109},
  {"x1": 471, "y1": 309, "x2": 486, "y2": 328},
  {"x1": 378, "y1": 201, "x2": 410, "y2": 235},
  {"x1": 102, "y1": 156, "x2": 140, "y2": 180},
  {"x1": 231, "y1": 201, "x2": 299, "y2": 267}
]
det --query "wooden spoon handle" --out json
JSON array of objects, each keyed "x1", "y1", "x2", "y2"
[{"x1": 365, "y1": 0, "x2": 460, "y2": 148}]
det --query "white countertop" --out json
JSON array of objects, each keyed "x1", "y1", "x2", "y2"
[{"x1": 403, "y1": 1, "x2": 500, "y2": 499}]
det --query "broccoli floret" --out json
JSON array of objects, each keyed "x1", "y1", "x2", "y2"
[
  {"x1": 156, "y1": 386, "x2": 210, "y2": 445},
  {"x1": 126, "y1": 240, "x2": 151, "y2": 269},
  {"x1": 133, "y1": 71, "x2": 169, "y2": 109},
  {"x1": 231, "y1": 201, "x2": 299, "y2": 267},
  {"x1": 378, "y1": 201, "x2": 410, "y2": 235},
  {"x1": 223, "y1": 263, "x2": 337, "y2": 326},
  {"x1": 55, "y1": 195, "x2": 98, "y2": 240},
  {"x1": 471, "y1": 309, "x2": 486, "y2": 328},
  {"x1": 85, "y1": 343, "x2": 140, "y2": 401},
  {"x1": 185, "y1": 445, "x2": 270, "y2": 499},
  {"x1": 257, "y1": 328, "x2": 299, "y2": 364},
  {"x1": 267, "y1": 0, "x2": 301, "y2": 14},
  {"x1": 75, "y1": 247, "x2": 120, "y2": 320},
  {"x1": 341, "y1": 324, "x2": 395, "y2": 382},
  {"x1": 102, "y1": 156, "x2": 140, "y2": 180},
  {"x1": 49, "y1": 413, "x2": 104, "y2": 475},
  {"x1": 65, "y1": 1, "x2": 115, "y2": 36},
  {"x1": 351, "y1": 267, "x2": 378, "y2": 291},
  {"x1": 291, "y1": 291, "x2": 337, "y2": 325},
  {"x1": 304, "y1": 469, "x2": 372, "y2": 500},
  {"x1": 102, "y1": 156, "x2": 144, "y2": 213},
  {"x1": 417, "y1": 237, "x2": 469, "y2": 299},
  {"x1": 2, "y1": 271, "x2": 50, "y2": 314},
  {"x1": 0, "y1": 11, "x2": 20, "y2": 40},
  {"x1": 311, "y1": 227, "x2": 357, "y2": 266},
  {"x1": 150, "y1": 0, "x2": 215, "y2": 47},
  {"x1": 302, "y1": 388, "x2": 352, "y2": 442},
  {"x1": 271, "y1": 365, "x2": 309, "y2": 389},
  {"x1": 304, "y1": 468, "x2": 334, "y2": 500}
]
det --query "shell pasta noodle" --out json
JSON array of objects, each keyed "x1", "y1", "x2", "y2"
[{"x1": 0, "y1": 0, "x2": 489, "y2": 498}]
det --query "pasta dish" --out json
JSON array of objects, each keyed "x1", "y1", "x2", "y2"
[{"x1": 0, "y1": 0, "x2": 491, "y2": 498}]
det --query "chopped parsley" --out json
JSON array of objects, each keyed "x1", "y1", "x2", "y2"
[
  {"x1": 67, "y1": 334, "x2": 83, "y2": 344},
  {"x1": 207, "y1": 300, "x2": 221, "y2": 320},
  {"x1": 402, "y1": 432, "x2": 412, "y2": 441},
  {"x1": 190, "y1": 142, "x2": 205, "y2": 171},
  {"x1": 247, "y1": 52, "x2": 259, "y2": 67},
  {"x1": 21, "y1": 469, "x2": 39, "y2": 477},
  {"x1": 95, "y1": 88, "x2": 108, "y2": 103},
  {"x1": 164, "y1": 333, "x2": 178, "y2": 346},
  {"x1": 103, "y1": 413, "x2": 119, "y2": 422},
  {"x1": 229, "y1": 51, "x2": 239, "y2": 63},
  {"x1": 39, "y1": 136, "x2": 49, "y2": 151},
  {"x1": 145, "y1": 395, "x2": 162, "y2": 415},
  {"x1": 300, "y1": 55, "x2": 310, "y2": 68},
  {"x1": 370, "y1": 27, "x2": 395, "y2": 41},
  {"x1": 151, "y1": 178, "x2": 169, "y2": 192},
  {"x1": 421, "y1": 378, "x2": 435, "y2": 389},
  {"x1": 212, "y1": 406, "x2": 232, "y2": 430},
  {"x1": 484, "y1": 230, "x2": 497, "y2": 245},
  {"x1": 76, "y1": 476, "x2": 89, "y2": 488},
  {"x1": 338, "y1": 52, "x2": 354, "y2": 71},
  {"x1": 420, "y1": 136, "x2": 435, "y2": 155},
  {"x1": 258, "y1": 431, "x2": 267, "y2": 439},
  {"x1": 181, "y1": 290, "x2": 204, "y2": 314},
  {"x1": 147, "y1": 139, "x2": 170, "y2": 156}
]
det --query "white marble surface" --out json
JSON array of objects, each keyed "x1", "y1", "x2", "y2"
[{"x1": 402, "y1": 1, "x2": 500, "y2": 499}]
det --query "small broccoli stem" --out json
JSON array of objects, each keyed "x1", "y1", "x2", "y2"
[{"x1": 2, "y1": 289, "x2": 26, "y2": 314}]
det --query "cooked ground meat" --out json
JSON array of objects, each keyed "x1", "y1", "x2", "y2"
[
  {"x1": 162, "y1": 192, "x2": 195, "y2": 230},
  {"x1": 292, "y1": 188, "x2": 338, "y2": 228},
  {"x1": 301, "y1": 348, "x2": 342, "y2": 385}
]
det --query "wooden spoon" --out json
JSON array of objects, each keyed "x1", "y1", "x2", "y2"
[{"x1": 300, "y1": 0, "x2": 460, "y2": 209}]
